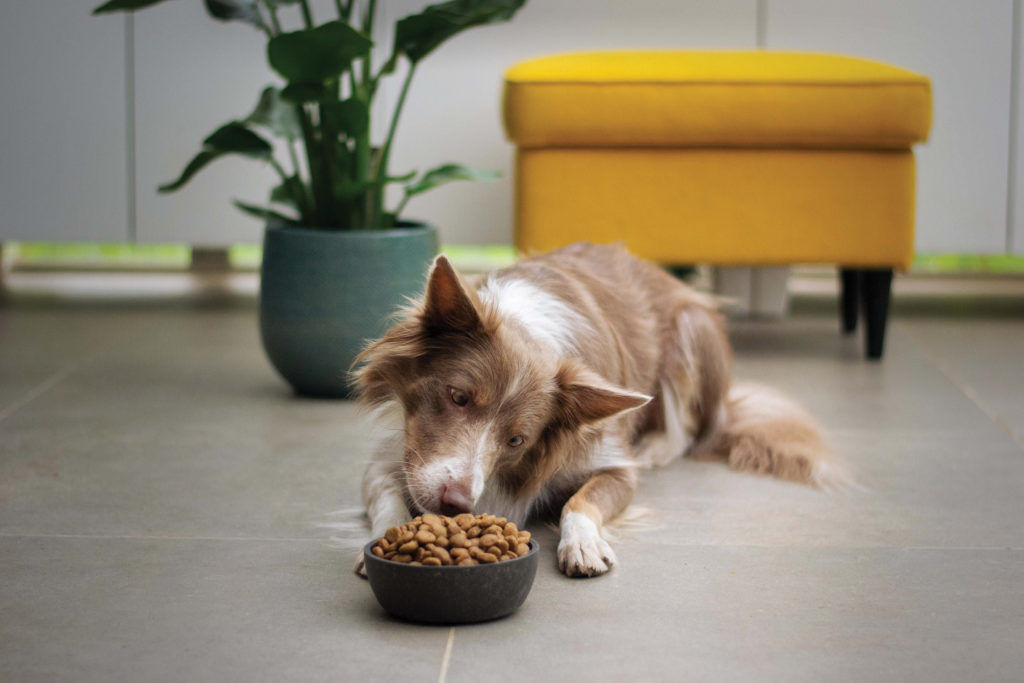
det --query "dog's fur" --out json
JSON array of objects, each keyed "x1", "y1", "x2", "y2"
[{"x1": 353, "y1": 243, "x2": 833, "y2": 577}]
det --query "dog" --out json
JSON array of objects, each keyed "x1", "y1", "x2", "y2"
[{"x1": 353, "y1": 242, "x2": 834, "y2": 578}]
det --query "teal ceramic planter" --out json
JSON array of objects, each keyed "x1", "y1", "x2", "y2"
[{"x1": 259, "y1": 224, "x2": 438, "y2": 398}]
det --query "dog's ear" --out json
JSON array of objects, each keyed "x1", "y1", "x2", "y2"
[
  {"x1": 350, "y1": 316, "x2": 421, "y2": 406},
  {"x1": 422, "y1": 255, "x2": 483, "y2": 335},
  {"x1": 554, "y1": 362, "x2": 652, "y2": 428}
]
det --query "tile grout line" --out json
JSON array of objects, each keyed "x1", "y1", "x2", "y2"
[
  {"x1": 437, "y1": 627, "x2": 455, "y2": 683},
  {"x1": 0, "y1": 364, "x2": 79, "y2": 424},
  {"x1": 0, "y1": 533, "x2": 332, "y2": 542},
  {"x1": 898, "y1": 326, "x2": 1024, "y2": 453},
  {"x1": 0, "y1": 323, "x2": 162, "y2": 425},
  {"x1": 0, "y1": 534, "x2": 1019, "y2": 552}
]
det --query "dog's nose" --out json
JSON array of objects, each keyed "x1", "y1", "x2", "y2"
[{"x1": 439, "y1": 483, "x2": 473, "y2": 516}]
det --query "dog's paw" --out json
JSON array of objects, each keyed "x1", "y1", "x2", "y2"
[
  {"x1": 557, "y1": 512, "x2": 617, "y2": 578},
  {"x1": 354, "y1": 553, "x2": 368, "y2": 579}
]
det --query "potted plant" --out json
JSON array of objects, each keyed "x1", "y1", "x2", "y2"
[{"x1": 94, "y1": 0, "x2": 526, "y2": 397}]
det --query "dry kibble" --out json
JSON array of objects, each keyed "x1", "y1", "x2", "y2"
[{"x1": 373, "y1": 514, "x2": 533, "y2": 567}]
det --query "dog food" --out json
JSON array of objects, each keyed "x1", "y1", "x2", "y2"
[{"x1": 371, "y1": 513, "x2": 532, "y2": 566}]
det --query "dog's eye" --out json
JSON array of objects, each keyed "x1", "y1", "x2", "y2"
[
  {"x1": 449, "y1": 387, "x2": 470, "y2": 407},
  {"x1": 507, "y1": 435, "x2": 524, "y2": 447}
]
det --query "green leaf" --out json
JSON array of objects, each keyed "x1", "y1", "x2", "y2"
[
  {"x1": 232, "y1": 200, "x2": 300, "y2": 226},
  {"x1": 394, "y1": 0, "x2": 526, "y2": 63},
  {"x1": 158, "y1": 150, "x2": 224, "y2": 193},
  {"x1": 404, "y1": 163, "x2": 499, "y2": 197},
  {"x1": 267, "y1": 20, "x2": 373, "y2": 84},
  {"x1": 389, "y1": 170, "x2": 418, "y2": 183},
  {"x1": 92, "y1": 0, "x2": 172, "y2": 14},
  {"x1": 158, "y1": 122, "x2": 272, "y2": 192},
  {"x1": 322, "y1": 98, "x2": 368, "y2": 137},
  {"x1": 244, "y1": 87, "x2": 301, "y2": 140},
  {"x1": 203, "y1": 122, "x2": 273, "y2": 157},
  {"x1": 204, "y1": 0, "x2": 269, "y2": 32},
  {"x1": 270, "y1": 175, "x2": 306, "y2": 209},
  {"x1": 280, "y1": 82, "x2": 326, "y2": 103}
]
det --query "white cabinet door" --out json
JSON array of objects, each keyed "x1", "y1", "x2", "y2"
[
  {"x1": 0, "y1": 2, "x2": 129, "y2": 242},
  {"x1": 765, "y1": 0, "x2": 1015, "y2": 255},
  {"x1": 380, "y1": 0, "x2": 760, "y2": 245},
  {"x1": 133, "y1": 1, "x2": 283, "y2": 246},
  {"x1": 1012, "y1": 0, "x2": 1024, "y2": 254}
]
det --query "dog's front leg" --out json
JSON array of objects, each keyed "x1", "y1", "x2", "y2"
[
  {"x1": 558, "y1": 466, "x2": 636, "y2": 577},
  {"x1": 355, "y1": 454, "x2": 412, "y2": 578}
]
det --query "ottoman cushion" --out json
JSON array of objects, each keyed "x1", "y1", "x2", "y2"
[{"x1": 503, "y1": 51, "x2": 932, "y2": 149}]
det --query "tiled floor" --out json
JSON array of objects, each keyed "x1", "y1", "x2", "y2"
[{"x1": 1, "y1": 273, "x2": 1023, "y2": 682}]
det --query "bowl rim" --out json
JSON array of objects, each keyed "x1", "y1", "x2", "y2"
[{"x1": 363, "y1": 538, "x2": 539, "y2": 569}]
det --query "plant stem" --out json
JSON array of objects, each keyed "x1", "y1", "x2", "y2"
[
  {"x1": 393, "y1": 189, "x2": 411, "y2": 220},
  {"x1": 279, "y1": 143, "x2": 312, "y2": 223},
  {"x1": 362, "y1": 0, "x2": 376, "y2": 35},
  {"x1": 259, "y1": 0, "x2": 281, "y2": 34},
  {"x1": 286, "y1": 140, "x2": 302, "y2": 184},
  {"x1": 372, "y1": 62, "x2": 416, "y2": 227},
  {"x1": 298, "y1": 0, "x2": 314, "y2": 28},
  {"x1": 336, "y1": 0, "x2": 352, "y2": 21},
  {"x1": 361, "y1": 0, "x2": 375, "y2": 86},
  {"x1": 316, "y1": 79, "x2": 341, "y2": 226},
  {"x1": 295, "y1": 104, "x2": 324, "y2": 226},
  {"x1": 355, "y1": 0, "x2": 377, "y2": 228},
  {"x1": 269, "y1": 157, "x2": 290, "y2": 183}
]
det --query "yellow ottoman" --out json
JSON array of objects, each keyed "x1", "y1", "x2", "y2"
[{"x1": 502, "y1": 51, "x2": 932, "y2": 358}]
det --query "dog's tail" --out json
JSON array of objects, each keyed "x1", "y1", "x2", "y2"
[{"x1": 695, "y1": 382, "x2": 852, "y2": 489}]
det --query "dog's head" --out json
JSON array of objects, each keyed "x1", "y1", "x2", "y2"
[{"x1": 354, "y1": 255, "x2": 649, "y2": 516}]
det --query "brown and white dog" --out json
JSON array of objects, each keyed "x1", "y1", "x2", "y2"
[{"x1": 354, "y1": 242, "x2": 834, "y2": 578}]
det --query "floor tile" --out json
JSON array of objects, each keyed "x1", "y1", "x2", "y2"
[
  {"x1": 2, "y1": 283, "x2": 1023, "y2": 682},
  {"x1": 629, "y1": 429, "x2": 1024, "y2": 550},
  {"x1": 0, "y1": 537, "x2": 448, "y2": 683},
  {"x1": 899, "y1": 316, "x2": 1024, "y2": 441},
  {"x1": 446, "y1": 544, "x2": 1024, "y2": 683},
  {"x1": 0, "y1": 308, "x2": 369, "y2": 539}
]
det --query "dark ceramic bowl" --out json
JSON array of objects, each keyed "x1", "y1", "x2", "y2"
[{"x1": 363, "y1": 539, "x2": 539, "y2": 624}]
